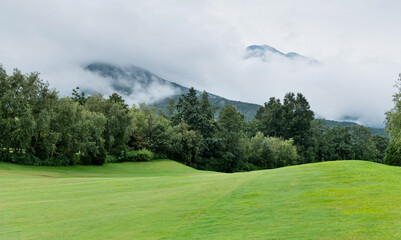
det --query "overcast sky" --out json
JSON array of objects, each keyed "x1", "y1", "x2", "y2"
[{"x1": 1, "y1": 0, "x2": 400, "y2": 127}]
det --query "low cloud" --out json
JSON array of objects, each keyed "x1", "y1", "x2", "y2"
[{"x1": 1, "y1": 0, "x2": 400, "y2": 127}]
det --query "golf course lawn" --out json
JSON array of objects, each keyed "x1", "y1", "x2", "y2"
[{"x1": 1, "y1": 160, "x2": 401, "y2": 239}]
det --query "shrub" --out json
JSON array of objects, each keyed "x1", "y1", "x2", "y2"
[
  {"x1": 0, "y1": 151, "x2": 71, "y2": 166},
  {"x1": 72, "y1": 153, "x2": 81, "y2": 165},
  {"x1": 134, "y1": 149, "x2": 154, "y2": 161},
  {"x1": 384, "y1": 142, "x2": 401, "y2": 166},
  {"x1": 119, "y1": 149, "x2": 154, "y2": 162},
  {"x1": 92, "y1": 146, "x2": 107, "y2": 165},
  {"x1": 246, "y1": 132, "x2": 298, "y2": 169},
  {"x1": 153, "y1": 153, "x2": 167, "y2": 160},
  {"x1": 105, "y1": 154, "x2": 119, "y2": 163},
  {"x1": 79, "y1": 147, "x2": 107, "y2": 166}
]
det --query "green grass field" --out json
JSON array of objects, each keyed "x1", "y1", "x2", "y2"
[{"x1": 2, "y1": 160, "x2": 401, "y2": 239}]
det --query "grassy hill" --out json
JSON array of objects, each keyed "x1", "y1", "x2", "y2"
[{"x1": 2, "y1": 160, "x2": 401, "y2": 239}]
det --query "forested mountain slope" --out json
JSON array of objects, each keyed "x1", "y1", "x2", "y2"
[{"x1": 85, "y1": 62, "x2": 385, "y2": 135}]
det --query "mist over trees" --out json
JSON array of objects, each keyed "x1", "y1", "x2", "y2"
[{"x1": 0, "y1": 65, "x2": 391, "y2": 171}]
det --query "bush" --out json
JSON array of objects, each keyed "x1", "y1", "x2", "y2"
[
  {"x1": 79, "y1": 148, "x2": 107, "y2": 166},
  {"x1": 119, "y1": 149, "x2": 154, "y2": 162},
  {"x1": 384, "y1": 142, "x2": 401, "y2": 166},
  {"x1": 153, "y1": 153, "x2": 167, "y2": 160},
  {"x1": 105, "y1": 154, "x2": 120, "y2": 163},
  {"x1": 72, "y1": 153, "x2": 81, "y2": 165},
  {"x1": 246, "y1": 132, "x2": 298, "y2": 169},
  {"x1": 134, "y1": 149, "x2": 154, "y2": 161},
  {"x1": 0, "y1": 151, "x2": 71, "y2": 166},
  {"x1": 92, "y1": 146, "x2": 107, "y2": 165}
]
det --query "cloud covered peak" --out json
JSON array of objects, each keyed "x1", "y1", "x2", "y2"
[
  {"x1": 83, "y1": 62, "x2": 186, "y2": 105},
  {"x1": 245, "y1": 44, "x2": 320, "y2": 64}
]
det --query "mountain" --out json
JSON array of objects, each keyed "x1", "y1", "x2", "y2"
[
  {"x1": 85, "y1": 63, "x2": 188, "y2": 95},
  {"x1": 319, "y1": 119, "x2": 386, "y2": 136},
  {"x1": 245, "y1": 44, "x2": 320, "y2": 64},
  {"x1": 83, "y1": 62, "x2": 261, "y2": 120},
  {"x1": 83, "y1": 62, "x2": 385, "y2": 135},
  {"x1": 84, "y1": 62, "x2": 186, "y2": 103}
]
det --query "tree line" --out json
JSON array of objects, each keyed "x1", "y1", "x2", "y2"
[{"x1": 0, "y1": 65, "x2": 391, "y2": 171}]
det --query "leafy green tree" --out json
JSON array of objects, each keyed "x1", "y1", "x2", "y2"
[
  {"x1": 85, "y1": 93, "x2": 131, "y2": 156},
  {"x1": 77, "y1": 109, "x2": 107, "y2": 165},
  {"x1": 52, "y1": 98, "x2": 106, "y2": 164},
  {"x1": 129, "y1": 103, "x2": 172, "y2": 155},
  {"x1": 247, "y1": 132, "x2": 297, "y2": 169},
  {"x1": 109, "y1": 92, "x2": 128, "y2": 109},
  {"x1": 371, "y1": 134, "x2": 389, "y2": 163},
  {"x1": 309, "y1": 120, "x2": 331, "y2": 162},
  {"x1": 216, "y1": 105, "x2": 247, "y2": 172},
  {"x1": 350, "y1": 126, "x2": 378, "y2": 161},
  {"x1": 218, "y1": 105, "x2": 245, "y2": 134},
  {"x1": 199, "y1": 91, "x2": 217, "y2": 136},
  {"x1": 255, "y1": 97, "x2": 285, "y2": 137},
  {"x1": 166, "y1": 123, "x2": 202, "y2": 166},
  {"x1": 327, "y1": 126, "x2": 354, "y2": 160},
  {"x1": 171, "y1": 88, "x2": 218, "y2": 159},
  {"x1": 166, "y1": 98, "x2": 176, "y2": 119},
  {"x1": 0, "y1": 67, "x2": 59, "y2": 159},
  {"x1": 129, "y1": 103, "x2": 156, "y2": 149},
  {"x1": 384, "y1": 73, "x2": 401, "y2": 165},
  {"x1": 173, "y1": 87, "x2": 201, "y2": 129},
  {"x1": 256, "y1": 93, "x2": 314, "y2": 163},
  {"x1": 71, "y1": 87, "x2": 87, "y2": 105},
  {"x1": 384, "y1": 142, "x2": 401, "y2": 166}
]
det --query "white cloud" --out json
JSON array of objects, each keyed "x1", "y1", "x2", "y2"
[{"x1": 0, "y1": 0, "x2": 400, "y2": 127}]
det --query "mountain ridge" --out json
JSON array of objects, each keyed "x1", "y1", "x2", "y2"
[{"x1": 83, "y1": 62, "x2": 385, "y2": 135}]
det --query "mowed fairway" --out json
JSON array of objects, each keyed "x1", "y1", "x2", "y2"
[{"x1": 2, "y1": 160, "x2": 401, "y2": 239}]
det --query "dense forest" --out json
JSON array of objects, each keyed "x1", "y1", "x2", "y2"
[{"x1": 0, "y1": 66, "x2": 394, "y2": 172}]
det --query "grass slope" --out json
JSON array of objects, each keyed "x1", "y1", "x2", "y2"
[{"x1": 1, "y1": 160, "x2": 401, "y2": 239}]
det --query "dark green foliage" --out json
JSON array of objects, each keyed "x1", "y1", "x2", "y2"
[
  {"x1": 372, "y1": 134, "x2": 389, "y2": 163},
  {"x1": 85, "y1": 93, "x2": 131, "y2": 156},
  {"x1": 148, "y1": 123, "x2": 170, "y2": 154},
  {"x1": 92, "y1": 146, "x2": 107, "y2": 165},
  {"x1": 80, "y1": 147, "x2": 107, "y2": 165},
  {"x1": 105, "y1": 154, "x2": 119, "y2": 163},
  {"x1": 255, "y1": 97, "x2": 285, "y2": 137},
  {"x1": 128, "y1": 131, "x2": 149, "y2": 150},
  {"x1": 310, "y1": 121, "x2": 387, "y2": 162},
  {"x1": 246, "y1": 132, "x2": 297, "y2": 169},
  {"x1": 71, "y1": 87, "x2": 87, "y2": 105},
  {"x1": 0, "y1": 66, "x2": 106, "y2": 166},
  {"x1": 199, "y1": 91, "x2": 217, "y2": 136},
  {"x1": 384, "y1": 73, "x2": 401, "y2": 165},
  {"x1": 173, "y1": 88, "x2": 200, "y2": 128},
  {"x1": 213, "y1": 106, "x2": 248, "y2": 172},
  {"x1": 384, "y1": 142, "x2": 401, "y2": 166},
  {"x1": 173, "y1": 89, "x2": 216, "y2": 136},
  {"x1": 134, "y1": 149, "x2": 154, "y2": 161},
  {"x1": 166, "y1": 123, "x2": 203, "y2": 166},
  {"x1": 321, "y1": 119, "x2": 386, "y2": 136},
  {"x1": 0, "y1": 150, "x2": 71, "y2": 166},
  {"x1": 154, "y1": 95, "x2": 387, "y2": 136},
  {"x1": 0, "y1": 65, "x2": 388, "y2": 170},
  {"x1": 120, "y1": 149, "x2": 154, "y2": 162},
  {"x1": 255, "y1": 93, "x2": 314, "y2": 163},
  {"x1": 152, "y1": 92, "x2": 261, "y2": 121}
]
